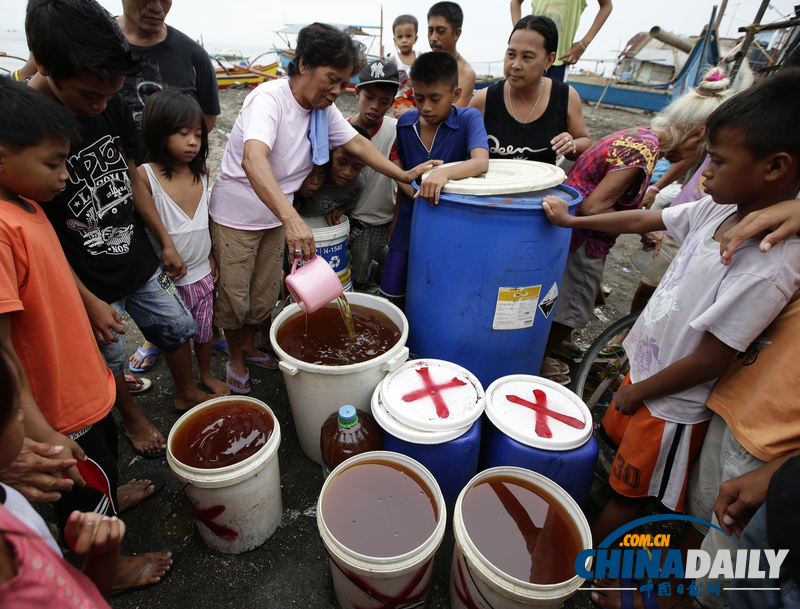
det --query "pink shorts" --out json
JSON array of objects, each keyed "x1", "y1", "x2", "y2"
[{"x1": 176, "y1": 273, "x2": 215, "y2": 344}]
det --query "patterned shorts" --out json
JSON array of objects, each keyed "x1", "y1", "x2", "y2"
[{"x1": 177, "y1": 273, "x2": 215, "y2": 344}]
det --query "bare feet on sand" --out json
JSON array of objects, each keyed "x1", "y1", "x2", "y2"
[
  {"x1": 113, "y1": 552, "x2": 173, "y2": 593},
  {"x1": 175, "y1": 386, "x2": 223, "y2": 412},
  {"x1": 199, "y1": 373, "x2": 230, "y2": 396},
  {"x1": 120, "y1": 420, "x2": 167, "y2": 455},
  {"x1": 117, "y1": 478, "x2": 159, "y2": 513}
]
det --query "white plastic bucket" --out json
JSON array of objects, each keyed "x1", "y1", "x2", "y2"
[
  {"x1": 450, "y1": 467, "x2": 592, "y2": 608},
  {"x1": 306, "y1": 215, "x2": 350, "y2": 275},
  {"x1": 269, "y1": 292, "x2": 409, "y2": 464},
  {"x1": 318, "y1": 451, "x2": 447, "y2": 609},
  {"x1": 338, "y1": 266, "x2": 354, "y2": 293},
  {"x1": 166, "y1": 396, "x2": 282, "y2": 554}
]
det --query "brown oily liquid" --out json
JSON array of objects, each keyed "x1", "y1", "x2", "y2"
[
  {"x1": 171, "y1": 401, "x2": 274, "y2": 469},
  {"x1": 322, "y1": 460, "x2": 438, "y2": 557},
  {"x1": 461, "y1": 476, "x2": 582, "y2": 584},
  {"x1": 276, "y1": 303, "x2": 401, "y2": 366}
]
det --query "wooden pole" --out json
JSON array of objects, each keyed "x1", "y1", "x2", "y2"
[
  {"x1": 715, "y1": 0, "x2": 728, "y2": 30},
  {"x1": 380, "y1": 5, "x2": 385, "y2": 58},
  {"x1": 729, "y1": 0, "x2": 771, "y2": 81}
]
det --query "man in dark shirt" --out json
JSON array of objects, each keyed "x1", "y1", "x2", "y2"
[{"x1": 116, "y1": 0, "x2": 220, "y2": 131}]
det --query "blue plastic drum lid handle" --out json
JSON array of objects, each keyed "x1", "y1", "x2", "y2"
[{"x1": 338, "y1": 405, "x2": 357, "y2": 427}]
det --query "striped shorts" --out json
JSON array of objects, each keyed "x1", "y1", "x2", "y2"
[
  {"x1": 177, "y1": 272, "x2": 215, "y2": 344},
  {"x1": 602, "y1": 374, "x2": 710, "y2": 512}
]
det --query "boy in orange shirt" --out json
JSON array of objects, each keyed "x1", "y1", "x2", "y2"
[{"x1": 0, "y1": 77, "x2": 171, "y2": 591}]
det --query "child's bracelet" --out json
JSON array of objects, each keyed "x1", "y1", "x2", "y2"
[
  {"x1": 648, "y1": 185, "x2": 661, "y2": 193},
  {"x1": 578, "y1": 40, "x2": 587, "y2": 52}
]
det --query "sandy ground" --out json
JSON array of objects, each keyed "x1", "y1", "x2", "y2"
[{"x1": 92, "y1": 86, "x2": 654, "y2": 609}]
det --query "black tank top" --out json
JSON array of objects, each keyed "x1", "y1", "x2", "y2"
[{"x1": 484, "y1": 78, "x2": 570, "y2": 165}]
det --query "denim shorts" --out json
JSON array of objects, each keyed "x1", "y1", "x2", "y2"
[{"x1": 99, "y1": 268, "x2": 196, "y2": 376}]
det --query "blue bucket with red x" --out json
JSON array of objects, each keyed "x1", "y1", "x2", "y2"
[
  {"x1": 480, "y1": 375, "x2": 598, "y2": 506},
  {"x1": 370, "y1": 359, "x2": 484, "y2": 514}
]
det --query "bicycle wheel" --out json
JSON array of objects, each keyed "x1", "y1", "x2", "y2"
[{"x1": 571, "y1": 311, "x2": 641, "y2": 410}]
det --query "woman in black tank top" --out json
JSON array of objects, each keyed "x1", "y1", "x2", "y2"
[{"x1": 470, "y1": 16, "x2": 591, "y2": 164}]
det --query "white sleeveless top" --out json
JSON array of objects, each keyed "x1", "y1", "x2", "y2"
[
  {"x1": 143, "y1": 163, "x2": 213, "y2": 286},
  {"x1": 395, "y1": 51, "x2": 418, "y2": 100}
]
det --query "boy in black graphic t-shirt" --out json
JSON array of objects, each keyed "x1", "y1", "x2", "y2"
[{"x1": 25, "y1": 0, "x2": 217, "y2": 461}]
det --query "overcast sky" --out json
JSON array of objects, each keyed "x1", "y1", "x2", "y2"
[{"x1": 2, "y1": 0, "x2": 796, "y2": 74}]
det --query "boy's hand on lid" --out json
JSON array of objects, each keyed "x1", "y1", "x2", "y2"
[
  {"x1": 415, "y1": 169, "x2": 449, "y2": 206},
  {"x1": 542, "y1": 195, "x2": 572, "y2": 226}
]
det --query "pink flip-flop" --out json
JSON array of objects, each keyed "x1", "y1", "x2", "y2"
[
  {"x1": 225, "y1": 362, "x2": 251, "y2": 394},
  {"x1": 244, "y1": 350, "x2": 278, "y2": 370}
]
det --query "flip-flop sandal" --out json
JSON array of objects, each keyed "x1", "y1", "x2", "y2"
[
  {"x1": 599, "y1": 342, "x2": 625, "y2": 357},
  {"x1": 117, "y1": 473, "x2": 165, "y2": 514},
  {"x1": 117, "y1": 421, "x2": 166, "y2": 459},
  {"x1": 226, "y1": 361, "x2": 251, "y2": 394},
  {"x1": 129, "y1": 344, "x2": 160, "y2": 373},
  {"x1": 211, "y1": 339, "x2": 229, "y2": 354},
  {"x1": 124, "y1": 374, "x2": 152, "y2": 394},
  {"x1": 244, "y1": 350, "x2": 278, "y2": 370},
  {"x1": 545, "y1": 356, "x2": 570, "y2": 374},
  {"x1": 540, "y1": 370, "x2": 571, "y2": 386}
]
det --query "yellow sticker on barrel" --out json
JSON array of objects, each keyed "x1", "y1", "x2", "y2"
[{"x1": 493, "y1": 286, "x2": 541, "y2": 330}]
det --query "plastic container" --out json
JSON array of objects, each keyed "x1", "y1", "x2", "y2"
[
  {"x1": 318, "y1": 451, "x2": 446, "y2": 609},
  {"x1": 450, "y1": 467, "x2": 592, "y2": 608},
  {"x1": 338, "y1": 266, "x2": 354, "y2": 293},
  {"x1": 269, "y1": 292, "x2": 409, "y2": 465},
  {"x1": 166, "y1": 396, "x2": 282, "y2": 554},
  {"x1": 480, "y1": 375, "x2": 598, "y2": 505},
  {"x1": 320, "y1": 405, "x2": 382, "y2": 478},
  {"x1": 629, "y1": 239, "x2": 678, "y2": 283},
  {"x1": 285, "y1": 255, "x2": 344, "y2": 314},
  {"x1": 305, "y1": 215, "x2": 350, "y2": 275},
  {"x1": 371, "y1": 359, "x2": 484, "y2": 513},
  {"x1": 405, "y1": 159, "x2": 582, "y2": 388}
]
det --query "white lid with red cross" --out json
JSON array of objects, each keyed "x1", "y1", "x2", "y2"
[
  {"x1": 379, "y1": 359, "x2": 485, "y2": 432},
  {"x1": 484, "y1": 375, "x2": 592, "y2": 451}
]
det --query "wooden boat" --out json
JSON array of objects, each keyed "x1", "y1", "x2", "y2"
[
  {"x1": 215, "y1": 61, "x2": 279, "y2": 90},
  {"x1": 569, "y1": 23, "x2": 720, "y2": 112}
]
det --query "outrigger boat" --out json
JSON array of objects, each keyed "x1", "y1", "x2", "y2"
[{"x1": 211, "y1": 51, "x2": 281, "y2": 90}]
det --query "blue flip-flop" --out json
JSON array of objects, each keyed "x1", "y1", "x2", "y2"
[
  {"x1": 211, "y1": 339, "x2": 228, "y2": 354},
  {"x1": 129, "y1": 345, "x2": 160, "y2": 373}
]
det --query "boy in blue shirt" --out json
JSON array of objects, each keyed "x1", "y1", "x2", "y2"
[{"x1": 381, "y1": 51, "x2": 489, "y2": 303}]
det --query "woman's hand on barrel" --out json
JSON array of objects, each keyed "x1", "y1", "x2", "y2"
[
  {"x1": 401, "y1": 160, "x2": 444, "y2": 184},
  {"x1": 284, "y1": 215, "x2": 316, "y2": 262},
  {"x1": 542, "y1": 195, "x2": 572, "y2": 226}
]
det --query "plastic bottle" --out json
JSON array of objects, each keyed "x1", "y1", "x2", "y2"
[{"x1": 320, "y1": 405, "x2": 382, "y2": 478}]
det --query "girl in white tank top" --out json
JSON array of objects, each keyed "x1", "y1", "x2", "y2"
[{"x1": 131, "y1": 89, "x2": 229, "y2": 396}]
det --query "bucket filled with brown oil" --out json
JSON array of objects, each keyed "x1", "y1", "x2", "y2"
[
  {"x1": 450, "y1": 467, "x2": 592, "y2": 608},
  {"x1": 166, "y1": 396, "x2": 282, "y2": 554},
  {"x1": 269, "y1": 292, "x2": 409, "y2": 465},
  {"x1": 317, "y1": 451, "x2": 446, "y2": 609}
]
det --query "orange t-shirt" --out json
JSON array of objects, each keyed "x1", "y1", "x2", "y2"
[
  {"x1": 707, "y1": 291, "x2": 800, "y2": 462},
  {"x1": 0, "y1": 198, "x2": 114, "y2": 434}
]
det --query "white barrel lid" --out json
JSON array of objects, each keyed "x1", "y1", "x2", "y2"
[
  {"x1": 484, "y1": 375, "x2": 592, "y2": 451},
  {"x1": 420, "y1": 159, "x2": 565, "y2": 195},
  {"x1": 380, "y1": 359, "x2": 484, "y2": 432},
  {"x1": 371, "y1": 385, "x2": 472, "y2": 444}
]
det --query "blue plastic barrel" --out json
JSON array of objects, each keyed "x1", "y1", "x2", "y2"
[
  {"x1": 370, "y1": 359, "x2": 485, "y2": 515},
  {"x1": 479, "y1": 375, "x2": 598, "y2": 506},
  {"x1": 406, "y1": 183, "x2": 581, "y2": 388}
]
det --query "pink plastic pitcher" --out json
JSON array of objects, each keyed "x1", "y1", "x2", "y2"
[{"x1": 285, "y1": 256, "x2": 344, "y2": 313}]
